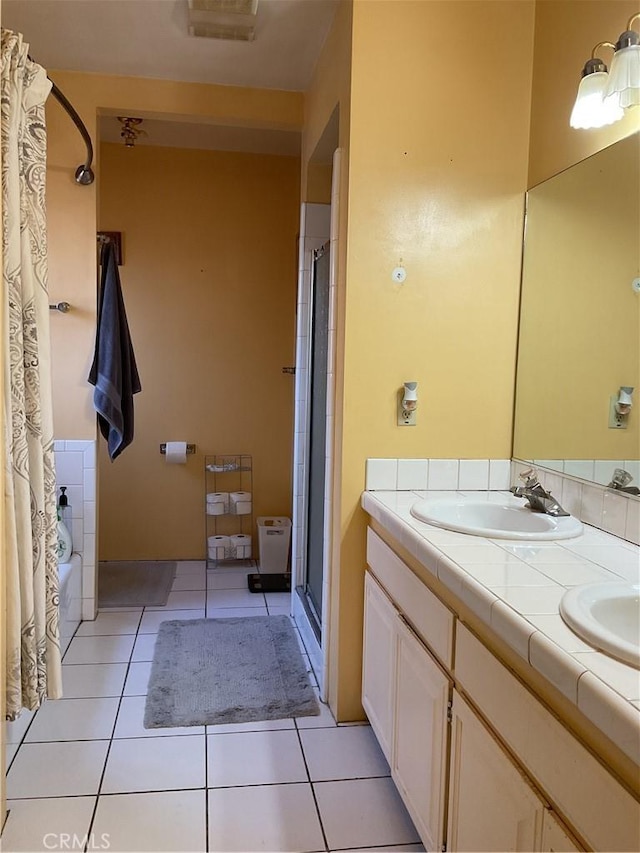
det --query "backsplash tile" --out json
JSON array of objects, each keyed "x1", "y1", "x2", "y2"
[
  {"x1": 513, "y1": 459, "x2": 639, "y2": 546},
  {"x1": 625, "y1": 500, "x2": 640, "y2": 543},
  {"x1": 533, "y1": 458, "x2": 640, "y2": 489},
  {"x1": 364, "y1": 456, "x2": 639, "y2": 546},
  {"x1": 488, "y1": 460, "x2": 511, "y2": 491},
  {"x1": 564, "y1": 459, "x2": 596, "y2": 481},
  {"x1": 396, "y1": 459, "x2": 428, "y2": 491},
  {"x1": 581, "y1": 484, "x2": 605, "y2": 527},
  {"x1": 365, "y1": 459, "x2": 510, "y2": 493},
  {"x1": 602, "y1": 491, "x2": 629, "y2": 539},
  {"x1": 458, "y1": 459, "x2": 489, "y2": 490},
  {"x1": 427, "y1": 459, "x2": 459, "y2": 490},
  {"x1": 366, "y1": 458, "x2": 398, "y2": 491}
]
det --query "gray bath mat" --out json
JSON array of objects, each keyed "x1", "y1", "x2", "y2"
[
  {"x1": 98, "y1": 561, "x2": 176, "y2": 608},
  {"x1": 144, "y1": 615, "x2": 320, "y2": 728}
]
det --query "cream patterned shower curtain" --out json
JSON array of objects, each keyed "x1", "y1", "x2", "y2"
[{"x1": 1, "y1": 29, "x2": 62, "y2": 719}]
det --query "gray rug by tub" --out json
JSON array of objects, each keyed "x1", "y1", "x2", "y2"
[
  {"x1": 144, "y1": 615, "x2": 320, "y2": 728},
  {"x1": 98, "y1": 561, "x2": 176, "y2": 608}
]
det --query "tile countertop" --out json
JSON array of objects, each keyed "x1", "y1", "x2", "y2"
[{"x1": 361, "y1": 489, "x2": 640, "y2": 767}]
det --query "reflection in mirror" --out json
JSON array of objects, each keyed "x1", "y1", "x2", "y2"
[{"x1": 513, "y1": 132, "x2": 639, "y2": 494}]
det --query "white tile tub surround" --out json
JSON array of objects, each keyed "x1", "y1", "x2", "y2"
[
  {"x1": 53, "y1": 440, "x2": 98, "y2": 620},
  {"x1": 512, "y1": 459, "x2": 640, "y2": 546},
  {"x1": 365, "y1": 458, "x2": 512, "y2": 492},
  {"x1": 361, "y1": 489, "x2": 640, "y2": 765}
]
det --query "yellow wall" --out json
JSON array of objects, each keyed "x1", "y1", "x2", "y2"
[
  {"x1": 301, "y1": 1, "x2": 352, "y2": 202},
  {"x1": 97, "y1": 142, "x2": 299, "y2": 560},
  {"x1": 45, "y1": 71, "x2": 303, "y2": 440},
  {"x1": 515, "y1": 133, "x2": 639, "y2": 460},
  {"x1": 529, "y1": 0, "x2": 640, "y2": 187},
  {"x1": 306, "y1": 163, "x2": 333, "y2": 204},
  {"x1": 300, "y1": 0, "x2": 353, "y2": 718},
  {"x1": 0, "y1": 0, "x2": 5, "y2": 820},
  {"x1": 328, "y1": 0, "x2": 535, "y2": 719}
]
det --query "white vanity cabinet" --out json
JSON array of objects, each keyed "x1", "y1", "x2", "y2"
[
  {"x1": 393, "y1": 612, "x2": 450, "y2": 850},
  {"x1": 447, "y1": 689, "x2": 545, "y2": 852},
  {"x1": 362, "y1": 570, "x2": 451, "y2": 851},
  {"x1": 363, "y1": 526, "x2": 639, "y2": 852},
  {"x1": 446, "y1": 690, "x2": 585, "y2": 852},
  {"x1": 362, "y1": 571, "x2": 396, "y2": 760}
]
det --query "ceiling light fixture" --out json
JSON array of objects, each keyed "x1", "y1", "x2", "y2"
[
  {"x1": 117, "y1": 117, "x2": 146, "y2": 148},
  {"x1": 570, "y1": 12, "x2": 640, "y2": 129}
]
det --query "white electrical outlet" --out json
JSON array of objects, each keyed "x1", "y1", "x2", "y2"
[
  {"x1": 397, "y1": 393, "x2": 417, "y2": 426},
  {"x1": 609, "y1": 396, "x2": 628, "y2": 429}
]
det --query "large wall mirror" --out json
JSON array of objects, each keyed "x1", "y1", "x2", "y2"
[{"x1": 513, "y1": 131, "x2": 639, "y2": 493}]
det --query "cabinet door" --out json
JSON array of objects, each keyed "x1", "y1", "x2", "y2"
[
  {"x1": 362, "y1": 572, "x2": 396, "y2": 761},
  {"x1": 447, "y1": 690, "x2": 545, "y2": 852},
  {"x1": 541, "y1": 810, "x2": 584, "y2": 852},
  {"x1": 393, "y1": 617, "x2": 450, "y2": 852}
]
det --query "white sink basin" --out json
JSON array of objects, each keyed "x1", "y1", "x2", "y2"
[
  {"x1": 410, "y1": 497, "x2": 583, "y2": 541},
  {"x1": 560, "y1": 583, "x2": 640, "y2": 669}
]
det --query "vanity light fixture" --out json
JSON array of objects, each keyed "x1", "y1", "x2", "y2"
[
  {"x1": 606, "y1": 13, "x2": 640, "y2": 108},
  {"x1": 570, "y1": 12, "x2": 640, "y2": 129}
]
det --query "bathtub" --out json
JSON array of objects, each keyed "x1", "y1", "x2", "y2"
[{"x1": 58, "y1": 553, "x2": 82, "y2": 655}]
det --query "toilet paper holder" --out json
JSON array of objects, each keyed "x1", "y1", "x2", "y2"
[{"x1": 160, "y1": 443, "x2": 196, "y2": 455}]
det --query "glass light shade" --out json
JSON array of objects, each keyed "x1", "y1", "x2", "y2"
[
  {"x1": 605, "y1": 44, "x2": 640, "y2": 108},
  {"x1": 570, "y1": 72, "x2": 624, "y2": 129}
]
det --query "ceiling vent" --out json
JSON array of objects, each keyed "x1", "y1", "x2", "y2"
[{"x1": 187, "y1": 0, "x2": 259, "y2": 42}]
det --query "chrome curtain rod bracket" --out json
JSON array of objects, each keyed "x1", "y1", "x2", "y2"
[
  {"x1": 28, "y1": 55, "x2": 93, "y2": 183},
  {"x1": 49, "y1": 81, "x2": 95, "y2": 185}
]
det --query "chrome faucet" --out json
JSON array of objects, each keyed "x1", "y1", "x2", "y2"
[
  {"x1": 607, "y1": 468, "x2": 640, "y2": 495},
  {"x1": 510, "y1": 468, "x2": 570, "y2": 517}
]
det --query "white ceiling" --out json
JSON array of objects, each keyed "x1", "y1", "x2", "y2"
[
  {"x1": 2, "y1": 0, "x2": 337, "y2": 155},
  {"x1": 2, "y1": 0, "x2": 337, "y2": 91}
]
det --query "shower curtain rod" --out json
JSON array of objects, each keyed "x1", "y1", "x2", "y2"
[{"x1": 48, "y1": 78, "x2": 95, "y2": 185}]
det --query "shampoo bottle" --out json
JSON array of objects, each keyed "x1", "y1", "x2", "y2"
[{"x1": 56, "y1": 486, "x2": 73, "y2": 562}]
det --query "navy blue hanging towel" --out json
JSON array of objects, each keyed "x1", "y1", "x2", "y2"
[{"x1": 88, "y1": 241, "x2": 141, "y2": 460}]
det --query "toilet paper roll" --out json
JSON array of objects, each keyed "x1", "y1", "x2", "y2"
[
  {"x1": 165, "y1": 441, "x2": 188, "y2": 464},
  {"x1": 206, "y1": 502, "x2": 226, "y2": 516},
  {"x1": 229, "y1": 492, "x2": 251, "y2": 513},
  {"x1": 206, "y1": 492, "x2": 229, "y2": 513},
  {"x1": 230, "y1": 534, "x2": 252, "y2": 559},
  {"x1": 208, "y1": 535, "x2": 231, "y2": 561}
]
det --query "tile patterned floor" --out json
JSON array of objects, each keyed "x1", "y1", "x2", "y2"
[{"x1": 4, "y1": 561, "x2": 423, "y2": 853}]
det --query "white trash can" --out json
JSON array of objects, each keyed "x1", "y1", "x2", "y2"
[{"x1": 257, "y1": 517, "x2": 292, "y2": 573}]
